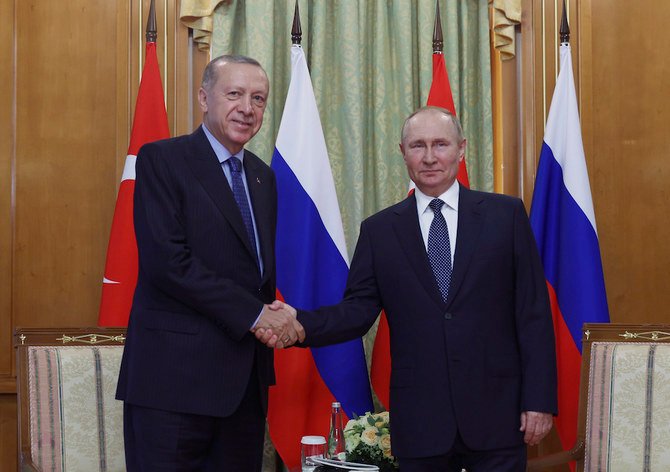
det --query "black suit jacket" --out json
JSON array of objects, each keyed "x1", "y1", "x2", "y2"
[
  {"x1": 116, "y1": 126, "x2": 277, "y2": 418},
  {"x1": 297, "y1": 186, "x2": 557, "y2": 458}
]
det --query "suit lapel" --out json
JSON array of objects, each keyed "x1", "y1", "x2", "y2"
[
  {"x1": 244, "y1": 150, "x2": 275, "y2": 283},
  {"x1": 445, "y1": 186, "x2": 485, "y2": 307},
  {"x1": 185, "y1": 127, "x2": 258, "y2": 266},
  {"x1": 392, "y1": 195, "x2": 446, "y2": 309}
]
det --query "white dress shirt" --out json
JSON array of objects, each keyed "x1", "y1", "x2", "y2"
[{"x1": 414, "y1": 180, "x2": 459, "y2": 263}]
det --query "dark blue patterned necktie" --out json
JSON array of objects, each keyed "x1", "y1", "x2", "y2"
[
  {"x1": 226, "y1": 157, "x2": 259, "y2": 267},
  {"x1": 427, "y1": 198, "x2": 452, "y2": 302}
]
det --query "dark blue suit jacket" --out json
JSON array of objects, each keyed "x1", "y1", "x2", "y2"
[
  {"x1": 116, "y1": 126, "x2": 277, "y2": 418},
  {"x1": 297, "y1": 186, "x2": 557, "y2": 458}
]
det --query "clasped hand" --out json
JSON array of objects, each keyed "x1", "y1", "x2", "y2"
[{"x1": 251, "y1": 301, "x2": 304, "y2": 349}]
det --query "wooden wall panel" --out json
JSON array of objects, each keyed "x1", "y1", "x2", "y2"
[
  {"x1": 0, "y1": 395, "x2": 18, "y2": 471},
  {"x1": 491, "y1": 47, "x2": 520, "y2": 196},
  {"x1": 0, "y1": 1, "x2": 16, "y2": 467},
  {"x1": 585, "y1": 0, "x2": 670, "y2": 322},
  {"x1": 12, "y1": 0, "x2": 119, "y2": 329},
  {"x1": 0, "y1": 0, "x2": 15, "y2": 392}
]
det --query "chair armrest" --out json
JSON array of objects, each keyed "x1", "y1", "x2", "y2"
[
  {"x1": 20, "y1": 452, "x2": 40, "y2": 472},
  {"x1": 526, "y1": 440, "x2": 584, "y2": 471}
]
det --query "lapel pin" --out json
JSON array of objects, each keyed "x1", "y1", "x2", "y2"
[{"x1": 256, "y1": 177, "x2": 261, "y2": 184}]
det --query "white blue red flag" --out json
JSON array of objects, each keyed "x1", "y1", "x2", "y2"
[
  {"x1": 529, "y1": 43, "x2": 609, "y2": 457},
  {"x1": 269, "y1": 44, "x2": 374, "y2": 470}
]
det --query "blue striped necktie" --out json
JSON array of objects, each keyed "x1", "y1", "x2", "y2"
[
  {"x1": 226, "y1": 157, "x2": 259, "y2": 267},
  {"x1": 427, "y1": 198, "x2": 452, "y2": 302}
]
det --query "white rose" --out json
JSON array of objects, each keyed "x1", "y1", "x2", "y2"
[
  {"x1": 346, "y1": 434, "x2": 361, "y2": 452},
  {"x1": 379, "y1": 434, "x2": 391, "y2": 452},
  {"x1": 344, "y1": 419, "x2": 357, "y2": 433},
  {"x1": 361, "y1": 427, "x2": 379, "y2": 446}
]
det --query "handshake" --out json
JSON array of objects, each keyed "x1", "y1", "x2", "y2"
[{"x1": 251, "y1": 301, "x2": 305, "y2": 349}]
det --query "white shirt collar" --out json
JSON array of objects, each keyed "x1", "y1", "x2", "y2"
[{"x1": 414, "y1": 180, "x2": 460, "y2": 216}]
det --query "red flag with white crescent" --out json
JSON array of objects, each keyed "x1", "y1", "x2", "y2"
[{"x1": 98, "y1": 41, "x2": 169, "y2": 326}]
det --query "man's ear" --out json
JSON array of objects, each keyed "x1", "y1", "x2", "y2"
[
  {"x1": 197, "y1": 87, "x2": 208, "y2": 113},
  {"x1": 458, "y1": 139, "x2": 467, "y2": 162}
]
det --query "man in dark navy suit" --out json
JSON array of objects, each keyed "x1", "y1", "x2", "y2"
[
  {"x1": 261, "y1": 107, "x2": 557, "y2": 471},
  {"x1": 116, "y1": 55, "x2": 303, "y2": 471}
]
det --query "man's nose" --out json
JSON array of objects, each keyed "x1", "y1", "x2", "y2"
[
  {"x1": 423, "y1": 149, "x2": 437, "y2": 163},
  {"x1": 238, "y1": 95, "x2": 253, "y2": 114}
]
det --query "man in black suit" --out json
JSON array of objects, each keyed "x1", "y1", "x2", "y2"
[
  {"x1": 116, "y1": 55, "x2": 303, "y2": 471},
  {"x1": 260, "y1": 107, "x2": 557, "y2": 471}
]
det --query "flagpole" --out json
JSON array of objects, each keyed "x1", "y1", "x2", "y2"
[
  {"x1": 560, "y1": 0, "x2": 570, "y2": 44},
  {"x1": 291, "y1": 0, "x2": 302, "y2": 45},
  {"x1": 432, "y1": 0, "x2": 443, "y2": 54},
  {"x1": 146, "y1": 0, "x2": 157, "y2": 44}
]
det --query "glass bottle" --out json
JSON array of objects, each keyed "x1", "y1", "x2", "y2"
[{"x1": 327, "y1": 401, "x2": 346, "y2": 460}]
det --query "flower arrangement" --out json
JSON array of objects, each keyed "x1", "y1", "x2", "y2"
[{"x1": 344, "y1": 411, "x2": 399, "y2": 472}]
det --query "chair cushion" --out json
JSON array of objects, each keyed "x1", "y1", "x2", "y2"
[
  {"x1": 585, "y1": 342, "x2": 670, "y2": 471},
  {"x1": 27, "y1": 345, "x2": 125, "y2": 472}
]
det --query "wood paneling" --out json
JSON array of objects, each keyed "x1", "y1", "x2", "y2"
[
  {"x1": 491, "y1": 47, "x2": 520, "y2": 196},
  {"x1": 0, "y1": 395, "x2": 18, "y2": 471},
  {"x1": 12, "y1": 0, "x2": 119, "y2": 329},
  {"x1": 585, "y1": 0, "x2": 670, "y2": 322},
  {"x1": 0, "y1": 0, "x2": 15, "y2": 454},
  {"x1": 0, "y1": 0, "x2": 15, "y2": 388}
]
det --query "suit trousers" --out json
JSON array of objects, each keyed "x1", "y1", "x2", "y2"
[
  {"x1": 123, "y1": 363, "x2": 265, "y2": 472},
  {"x1": 398, "y1": 431, "x2": 526, "y2": 472}
]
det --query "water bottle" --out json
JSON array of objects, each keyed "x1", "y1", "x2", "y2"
[{"x1": 327, "y1": 401, "x2": 345, "y2": 460}]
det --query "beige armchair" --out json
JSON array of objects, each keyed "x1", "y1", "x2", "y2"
[
  {"x1": 15, "y1": 327, "x2": 282, "y2": 471},
  {"x1": 15, "y1": 327, "x2": 127, "y2": 472},
  {"x1": 528, "y1": 323, "x2": 670, "y2": 471}
]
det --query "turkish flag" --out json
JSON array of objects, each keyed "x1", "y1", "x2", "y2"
[{"x1": 98, "y1": 41, "x2": 169, "y2": 327}]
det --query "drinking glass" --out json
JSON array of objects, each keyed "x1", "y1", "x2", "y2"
[{"x1": 301, "y1": 435, "x2": 326, "y2": 472}]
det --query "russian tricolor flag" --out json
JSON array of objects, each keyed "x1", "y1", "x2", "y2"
[
  {"x1": 529, "y1": 43, "x2": 609, "y2": 460},
  {"x1": 268, "y1": 44, "x2": 374, "y2": 470}
]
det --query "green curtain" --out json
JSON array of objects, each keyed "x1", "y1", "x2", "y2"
[{"x1": 211, "y1": 0, "x2": 493, "y2": 256}]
